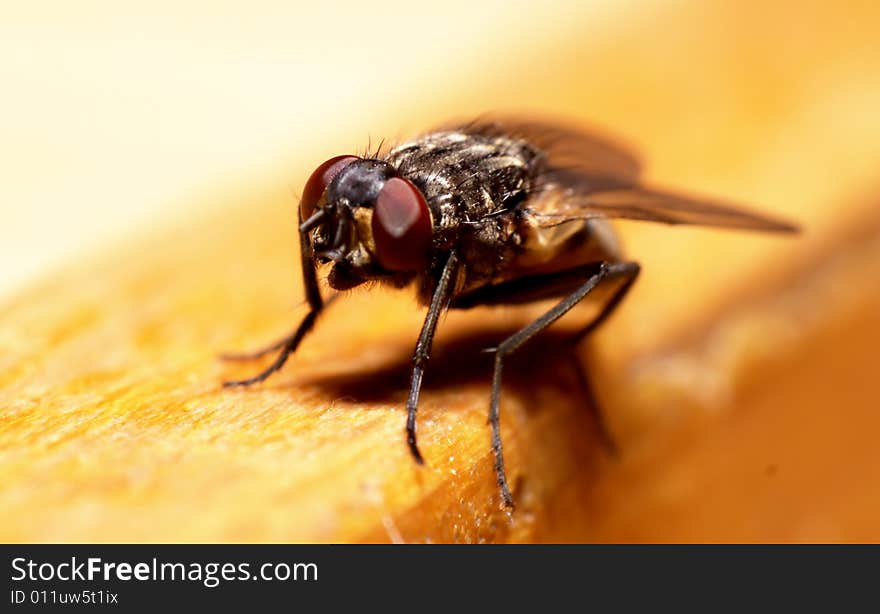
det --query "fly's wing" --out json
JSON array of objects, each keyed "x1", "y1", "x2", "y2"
[
  {"x1": 441, "y1": 116, "x2": 798, "y2": 233},
  {"x1": 530, "y1": 168, "x2": 799, "y2": 233},
  {"x1": 442, "y1": 116, "x2": 643, "y2": 189}
]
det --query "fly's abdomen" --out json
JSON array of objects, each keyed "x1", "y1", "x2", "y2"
[{"x1": 505, "y1": 217, "x2": 621, "y2": 279}]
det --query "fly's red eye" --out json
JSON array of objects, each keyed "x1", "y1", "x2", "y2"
[
  {"x1": 372, "y1": 177, "x2": 432, "y2": 272},
  {"x1": 300, "y1": 155, "x2": 358, "y2": 220}
]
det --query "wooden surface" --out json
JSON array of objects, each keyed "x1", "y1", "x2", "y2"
[{"x1": 2, "y1": 1, "x2": 880, "y2": 542}]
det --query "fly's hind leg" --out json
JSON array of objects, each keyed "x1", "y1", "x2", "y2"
[
  {"x1": 567, "y1": 261, "x2": 640, "y2": 456},
  {"x1": 572, "y1": 262, "x2": 640, "y2": 344},
  {"x1": 488, "y1": 261, "x2": 639, "y2": 507}
]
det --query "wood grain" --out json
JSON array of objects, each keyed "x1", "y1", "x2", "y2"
[{"x1": 2, "y1": 0, "x2": 880, "y2": 542}]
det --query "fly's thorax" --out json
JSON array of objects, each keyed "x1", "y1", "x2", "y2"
[
  {"x1": 383, "y1": 130, "x2": 545, "y2": 299},
  {"x1": 387, "y1": 130, "x2": 542, "y2": 230}
]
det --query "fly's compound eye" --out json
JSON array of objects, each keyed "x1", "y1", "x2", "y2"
[
  {"x1": 300, "y1": 155, "x2": 358, "y2": 220},
  {"x1": 371, "y1": 177, "x2": 432, "y2": 272}
]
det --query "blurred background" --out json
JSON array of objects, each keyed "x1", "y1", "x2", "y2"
[
  {"x1": 7, "y1": 1, "x2": 877, "y2": 299},
  {"x1": 1, "y1": 0, "x2": 632, "y2": 299},
  {"x1": 2, "y1": 0, "x2": 880, "y2": 541}
]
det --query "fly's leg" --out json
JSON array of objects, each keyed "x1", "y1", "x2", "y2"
[
  {"x1": 405, "y1": 251, "x2": 460, "y2": 464},
  {"x1": 223, "y1": 214, "x2": 327, "y2": 388},
  {"x1": 488, "y1": 261, "x2": 639, "y2": 507},
  {"x1": 220, "y1": 335, "x2": 296, "y2": 361},
  {"x1": 568, "y1": 261, "x2": 640, "y2": 455},
  {"x1": 572, "y1": 262, "x2": 640, "y2": 344},
  {"x1": 222, "y1": 310, "x2": 319, "y2": 387}
]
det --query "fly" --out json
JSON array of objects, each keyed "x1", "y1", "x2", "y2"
[{"x1": 222, "y1": 117, "x2": 799, "y2": 508}]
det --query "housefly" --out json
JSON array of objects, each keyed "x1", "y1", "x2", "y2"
[{"x1": 223, "y1": 117, "x2": 798, "y2": 507}]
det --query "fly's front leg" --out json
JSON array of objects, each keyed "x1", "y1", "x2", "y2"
[
  {"x1": 405, "y1": 251, "x2": 460, "y2": 463},
  {"x1": 488, "y1": 260, "x2": 639, "y2": 507},
  {"x1": 223, "y1": 217, "x2": 327, "y2": 388},
  {"x1": 221, "y1": 294, "x2": 339, "y2": 363}
]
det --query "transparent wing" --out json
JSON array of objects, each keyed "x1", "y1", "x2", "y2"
[
  {"x1": 530, "y1": 169, "x2": 799, "y2": 233},
  {"x1": 442, "y1": 116, "x2": 643, "y2": 188},
  {"x1": 440, "y1": 116, "x2": 797, "y2": 233}
]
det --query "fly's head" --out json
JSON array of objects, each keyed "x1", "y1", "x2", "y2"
[{"x1": 299, "y1": 156, "x2": 434, "y2": 290}]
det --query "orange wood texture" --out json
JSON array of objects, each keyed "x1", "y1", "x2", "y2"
[{"x1": 2, "y1": 1, "x2": 879, "y2": 542}]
